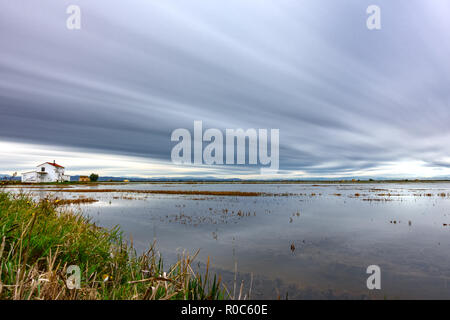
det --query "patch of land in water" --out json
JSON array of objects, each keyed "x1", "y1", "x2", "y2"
[{"x1": 54, "y1": 197, "x2": 99, "y2": 205}]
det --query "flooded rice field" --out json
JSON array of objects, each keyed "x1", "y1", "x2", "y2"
[{"x1": 6, "y1": 182, "x2": 450, "y2": 299}]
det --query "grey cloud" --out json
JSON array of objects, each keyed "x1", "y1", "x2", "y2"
[{"x1": 1, "y1": 0, "x2": 450, "y2": 177}]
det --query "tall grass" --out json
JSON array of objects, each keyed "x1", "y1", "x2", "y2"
[{"x1": 0, "y1": 191, "x2": 226, "y2": 300}]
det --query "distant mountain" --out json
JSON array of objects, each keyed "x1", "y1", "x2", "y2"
[
  {"x1": 0, "y1": 174, "x2": 21, "y2": 181},
  {"x1": 69, "y1": 175, "x2": 243, "y2": 182},
  {"x1": 70, "y1": 175, "x2": 151, "y2": 182}
]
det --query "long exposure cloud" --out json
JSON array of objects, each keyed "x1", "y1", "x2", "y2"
[{"x1": 1, "y1": 0, "x2": 450, "y2": 178}]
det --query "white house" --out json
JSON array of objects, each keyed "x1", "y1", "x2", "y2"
[{"x1": 21, "y1": 161, "x2": 71, "y2": 183}]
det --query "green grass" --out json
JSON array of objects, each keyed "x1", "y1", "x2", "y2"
[{"x1": 0, "y1": 191, "x2": 226, "y2": 300}]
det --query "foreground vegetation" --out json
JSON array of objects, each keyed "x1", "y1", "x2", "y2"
[{"x1": 0, "y1": 191, "x2": 226, "y2": 300}]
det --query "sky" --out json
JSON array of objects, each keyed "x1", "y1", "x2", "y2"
[{"x1": 1, "y1": 0, "x2": 450, "y2": 179}]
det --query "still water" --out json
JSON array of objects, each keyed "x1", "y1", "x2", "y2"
[{"x1": 11, "y1": 183, "x2": 450, "y2": 299}]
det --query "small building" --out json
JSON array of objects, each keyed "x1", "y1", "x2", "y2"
[
  {"x1": 21, "y1": 161, "x2": 70, "y2": 183},
  {"x1": 123, "y1": 179, "x2": 130, "y2": 182},
  {"x1": 79, "y1": 176, "x2": 90, "y2": 182}
]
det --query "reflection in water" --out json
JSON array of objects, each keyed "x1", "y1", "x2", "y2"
[{"x1": 8, "y1": 183, "x2": 450, "y2": 299}]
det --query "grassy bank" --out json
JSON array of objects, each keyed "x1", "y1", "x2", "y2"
[{"x1": 0, "y1": 191, "x2": 225, "y2": 300}]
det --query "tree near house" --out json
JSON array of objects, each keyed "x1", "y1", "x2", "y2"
[{"x1": 89, "y1": 173, "x2": 99, "y2": 182}]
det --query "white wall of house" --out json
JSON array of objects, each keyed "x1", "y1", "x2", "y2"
[
  {"x1": 21, "y1": 162, "x2": 70, "y2": 182},
  {"x1": 22, "y1": 171, "x2": 38, "y2": 182}
]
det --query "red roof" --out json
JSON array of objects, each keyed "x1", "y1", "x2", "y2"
[{"x1": 45, "y1": 162, "x2": 64, "y2": 168}]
